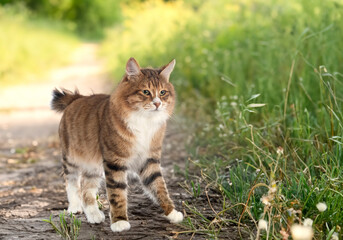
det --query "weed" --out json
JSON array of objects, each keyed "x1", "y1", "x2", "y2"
[
  {"x1": 96, "y1": 194, "x2": 103, "y2": 210},
  {"x1": 43, "y1": 211, "x2": 81, "y2": 240}
]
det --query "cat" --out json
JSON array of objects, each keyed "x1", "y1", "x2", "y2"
[{"x1": 51, "y1": 58, "x2": 183, "y2": 232}]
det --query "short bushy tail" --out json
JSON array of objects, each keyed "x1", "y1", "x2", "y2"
[{"x1": 51, "y1": 88, "x2": 83, "y2": 112}]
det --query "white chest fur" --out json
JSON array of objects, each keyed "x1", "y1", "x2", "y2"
[{"x1": 126, "y1": 110, "x2": 169, "y2": 172}]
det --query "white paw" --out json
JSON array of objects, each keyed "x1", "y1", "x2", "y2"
[
  {"x1": 166, "y1": 209, "x2": 183, "y2": 223},
  {"x1": 111, "y1": 220, "x2": 131, "y2": 232},
  {"x1": 84, "y1": 206, "x2": 105, "y2": 224},
  {"x1": 67, "y1": 203, "x2": 82, "y2": 214}
]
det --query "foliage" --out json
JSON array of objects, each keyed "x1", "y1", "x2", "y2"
[
  {"x1": 43, "y1": 211, "x2": 81, "y2": 240},
  {"x1": 101, "y1": 0, "x2": 343, "y2": 239},
  {"x1": 101, "y1": 0, "x2": 192, "y2": 79},
  {"x1": 0, "y1": 0, "x2": 122, "y2": 38},
  {"x1": 0, "y1": 6, "x2": 78, "y2": 87}
]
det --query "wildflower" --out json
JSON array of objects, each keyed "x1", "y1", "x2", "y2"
[
  {"x1": 280, "y1": 227, "x2": 289, "y2": 240},
  {"x1": 268, "y1": 181, "x2": 277, "y2": 194},
  {"x1": 291, "y1": 224, "x2": 314, "y2": 240},
  {"x1": 287, "y1": 208, "x2": 295, "y2": 217},
  {"x1": 331, "y1": 232, "x2": 339, "y2": 240},
  {"x1": 303, "y1": 218, "x2": 313, "y2": 227},
  {"x1": 258, "y1": 219, "x2": 268, "y2": 231},
  {"x1": 277, "y1": 146, "x2": 284, "y2": 156},
  {"x1": 316, "y1": 202, "x2": 327, "y2": 212},
  {"x1": 261, "y1": 196, "x2": 271, "y2": 206}
]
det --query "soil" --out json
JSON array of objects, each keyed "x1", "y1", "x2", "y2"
[{"x1": 0, "y1": 44, "x2": 240, "y2": 240}]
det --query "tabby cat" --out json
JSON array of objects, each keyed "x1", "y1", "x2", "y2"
[{"x1": 51, "y1": 58, "x2": 183, "y2": 232}]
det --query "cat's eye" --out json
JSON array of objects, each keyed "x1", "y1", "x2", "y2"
[
  {"x1": 143, "y1": 90, "x2": 150, "y2": 95},
  {"x1": 160, "y1": 90, "x2": 167, "y2": 96}
]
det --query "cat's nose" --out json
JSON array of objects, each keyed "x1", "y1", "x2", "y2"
[{"x1": 153, "y1": 102, "x2": 161, "y2": 109}]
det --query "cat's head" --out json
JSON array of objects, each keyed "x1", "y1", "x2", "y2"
[{"x1": 114, "y1": 58, "x2": 176, "y2": 117}]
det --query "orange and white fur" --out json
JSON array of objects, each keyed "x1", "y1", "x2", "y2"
[{"x1": 51, "y1": 58, "x2": 183, "y2": 232}]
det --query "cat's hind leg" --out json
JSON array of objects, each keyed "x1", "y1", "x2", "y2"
[
  {"x1": 80, "y1": 169, "x2": 105, "y2": 224},
  {"x1": 62, "y1": 154, "x2": 82, "y2": 214}
]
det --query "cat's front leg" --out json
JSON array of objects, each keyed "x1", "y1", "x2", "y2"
[
  {"x1": 103, "y1": 158, "x2": 130, "y2": 232},
  {"x1": 139, "y1": 158, "x2": 184, "y2": 223}
]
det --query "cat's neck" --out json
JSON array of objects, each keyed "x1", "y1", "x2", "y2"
[{"x1": 126, "y1": 109, "x2": 169, "y2": 132}]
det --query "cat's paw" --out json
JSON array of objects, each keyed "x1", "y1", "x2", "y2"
[
  {"x1": 67, "y1": 203, "x2": 83, "y2": 214},
  {"x1": 84, "y1": 206, "x2": 105, "y2": 224},
  {"x1": 110, "y1": 220, "x2": 131, "y2": 232},
  {"x1": 166, "y1": 209, "x2": 183, "y2": 223}
]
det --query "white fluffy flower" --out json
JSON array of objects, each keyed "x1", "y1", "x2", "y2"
[
  {"x1": 303, "y1": 218, "x2": 313, "y2": 227},
  {"x1": 331, "y1": 232, "x2": 339, "y2": 240},
  {"x1": 316, "y1": 202, "x2": 327, "y2": 212},
  {"x1": 291, "y1": 224, "x2": 314, "y2": 240},
  {"x1": 261, "y1": 196, "x2": 271, "y2": 206},
  {"x1": 276, "y1": 146, "x2": 284, "y2": 156},
  {"x1": 258, "y1": 219, "x2": 268, "y2": 231}
]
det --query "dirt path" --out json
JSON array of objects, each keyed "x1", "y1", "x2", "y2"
[{"x1": 0, "y1": 44, "x2": 193, "y2": 240}]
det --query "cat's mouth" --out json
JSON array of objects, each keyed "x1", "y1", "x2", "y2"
[{"x1": 148, "y1": 108, "x2": 163, "y2": 112}]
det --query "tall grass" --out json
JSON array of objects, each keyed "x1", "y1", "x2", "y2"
[
  {"x1": 0, "y1": 6, "x2": 79, "y2": 88},
  {"x1": 101, "y1": 0, "x2": 343, "y2": 238}
]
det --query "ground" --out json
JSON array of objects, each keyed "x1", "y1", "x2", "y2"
[{"x1": 0, "y1": 44, "x2": 239, "y2": 240}]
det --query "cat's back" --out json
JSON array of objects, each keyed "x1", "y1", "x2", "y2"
[
  {"x1": 63, "y1": 93, "x2": 109, "y2": 115},
  {"x1": 59, "y1": 93, "x2": 110, "y2": 161},
  {"x1": 61, "y1": 93, "x2": 110, "y2": 131}
]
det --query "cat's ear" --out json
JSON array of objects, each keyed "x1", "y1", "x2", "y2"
[
  {"x1": 160, "y1": 59, "x2": 176, "y2": 82},
  {"x1": 126, "y1": 57, "x2": 141, "y2": 77}
]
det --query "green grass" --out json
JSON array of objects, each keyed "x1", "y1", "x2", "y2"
[
  {"x1": 0, "y1": 6, "x2": 79, "y2": 88},
  {"x1": 101, "y1": 0, "x2": 343, "y2": 238},
  {"x1": 43, "y1": 211, "x2": 81, "y2": 240}
]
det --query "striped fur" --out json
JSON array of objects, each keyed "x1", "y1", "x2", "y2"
[{"x1": 52, "y1": 58, "x2": 183, "y2": 232}]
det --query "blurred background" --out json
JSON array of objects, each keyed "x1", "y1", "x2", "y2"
[{"x1": 0, "y1": 0, "x2": 342, "y2": 239}]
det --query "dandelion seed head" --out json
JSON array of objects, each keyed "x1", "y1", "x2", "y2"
[
  {"x1": 316, "y1": 202, "x2": 327, "y2": 212},
  {"x1": 303, "y1": 218, "x2": 313, "y2": 227},
  {"x1": 330, "y1": 232, "x2": 339, "y2": 240},
  {"x1": 291, "y1": 224, "x2": 314, "y2": 240},
  {"x1": 258, "y1": 219, "x2": 268, "y2": 231},
  {"x1": 331, "y1": 232, "x2": 339, "y2": 240}
]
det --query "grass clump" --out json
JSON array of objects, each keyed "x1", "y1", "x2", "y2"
[
  {"x1": 43, "y1": 211, "x2": 81, "y2": 240},
  {"x1": 0, "y1": 5, "x2": 79, "y2": 88},
  {"x1": 186, "y1": 64, "x2": 342, "y2": 239}
]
